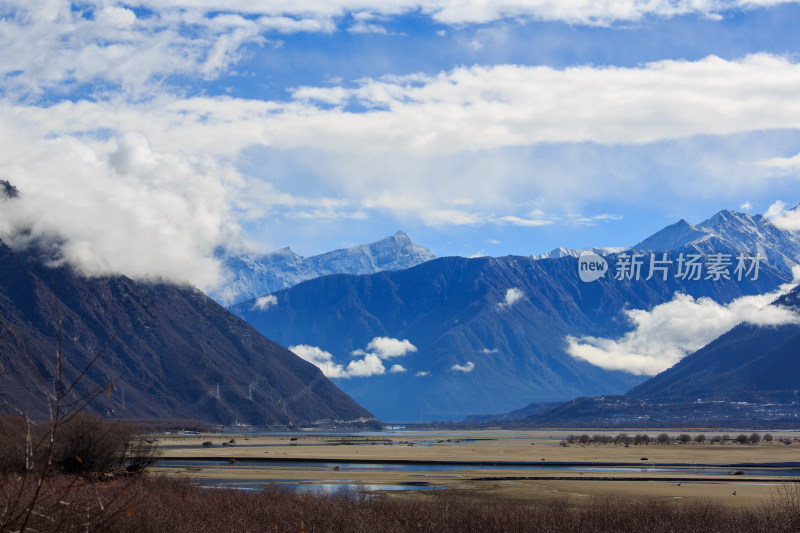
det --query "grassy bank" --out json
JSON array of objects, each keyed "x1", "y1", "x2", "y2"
[{"x1": 3, "y1": 474, "x2": 800, "y2": 533}]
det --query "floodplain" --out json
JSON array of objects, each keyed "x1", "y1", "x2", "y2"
[{"x1": 151, "y1": 429, "x2": 800, "y2": 508}]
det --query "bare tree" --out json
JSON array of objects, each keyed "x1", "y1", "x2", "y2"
[{"x1": 1, "y1": 287, "x2": 155, "y2": 532}]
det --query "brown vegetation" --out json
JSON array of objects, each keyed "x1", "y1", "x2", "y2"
[{"x1": 2, "y1": 475, "x2": 800, "y2": 532}]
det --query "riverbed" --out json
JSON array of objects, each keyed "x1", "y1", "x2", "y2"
[{"x1": 149, "y1": 429, "x2": 800, "y2": 507}]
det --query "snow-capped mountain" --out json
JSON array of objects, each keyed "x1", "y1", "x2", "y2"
[
  {"x1": 534, "y1": 206, "x2": 800, "y2": 276},
  {"x1": 227, "y1": 204, "x2": 799, "y2": 421},
  {"x1": 211, "y1": 231, "x2": 436, "y2": 306},
  {"x1": 632, "y1": 207, "x2": 800, "y2": 274},
  {"x1": 534, "y1": 246, "x2": 628, "y2": 260}
]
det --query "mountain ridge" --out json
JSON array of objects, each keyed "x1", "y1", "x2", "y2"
[{"x1": 212, "y1": 231, "x2": 435, "y2": 306}]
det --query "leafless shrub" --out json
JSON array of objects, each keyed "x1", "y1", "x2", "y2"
[
  {"x1": 6, "y1": 475, "x2": 800, "y2": 533},
  {"x1": 0, "y1": 287, "x2": 154, "y2": 532}
]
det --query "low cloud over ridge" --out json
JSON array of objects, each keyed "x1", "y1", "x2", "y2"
[{"x1": 567, "y1": 271, "x2": 800, "y2": 376}]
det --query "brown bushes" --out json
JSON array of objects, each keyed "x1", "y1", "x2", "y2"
[
  {"x1": 0, "y1": 413, "x2": 158, "y2": 478},
  {"x1": 3, "y1": 475, "x2": 800, "y2": 533}
]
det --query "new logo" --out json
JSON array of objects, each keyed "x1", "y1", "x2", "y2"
[{"x1": 578, "y1": 251, "x2": 608, "y2": 283}]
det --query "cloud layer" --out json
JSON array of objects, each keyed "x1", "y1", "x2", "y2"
[
  {"x1": 4, "y1": 53, "x2": 800, "y2": 285},
  {"x1": 3, "y1": 1, "x2": 800, "y2": 287},
  {"x1": 567, "y1": 276, "x2": 800, "y2": 375}
]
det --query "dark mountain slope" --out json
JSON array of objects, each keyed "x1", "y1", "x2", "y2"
[{"x1": 0, "y1": 240, "x2": 377, "y2": 427}]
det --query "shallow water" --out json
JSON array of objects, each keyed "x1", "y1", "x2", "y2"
[{"x1": 155, "y1": 457, "x2": 800, "y2": 493}]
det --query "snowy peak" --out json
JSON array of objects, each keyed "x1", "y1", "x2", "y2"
[
  {"x1": 306, "y1": 231, "x2": 435, "y2": 278},
  {"x1": 633, "y1": 208, "x2": 800, "y2": 275},
  {"x1": 211, "y1": 232, "x2": 436, "y2": 306},
  {"x1": 534, "y1": 246, "x2": 627, "y2": 259},
  {"x1": 632, "y1": 219, "x2": 711, "y2": 252}
]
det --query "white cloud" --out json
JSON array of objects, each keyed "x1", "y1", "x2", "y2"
[
  {"x1": 5, "y1": 2, "x2": 800, "y2": 288},
  {"x1": 14, "y1": 1, "x2": 795, "y2": 99},
  {"x1": 481, "y1": 348, "x2": 499, "y2": 354},
  {"x1": 740, "y1": 201, "x2": 753, "y2": 212},
  {"x1": 415, "y1": 370, "x2": 430, "y2": 376},
  {"x1": 3, "y1": 53, "x2": 799, "y2": 258},
  {"x1": 361, "y1": 336, "x2": 418, "y2": 358},
  {"x1": 45, "y1": 1, "x2": 800, "y2": 29},
  {"x1": 0, "y1": 131, "x2": 241, "y2": 290},
  {"x1": 451, "y1": 361, "x2": 475, "y2": 373},
  {"x1": 566, "y1": 281, "x2": 800, "y2": 376},
  {"x1": 289, "y1": 345, "x2": 346, "y2": 378},
  {"x1": 759, "y1": 152, "x2": 800, "y2": 171},
  {"x1": 498, "y1": 288, "x2": 525, "y2": 309},
  {"x1": 288, "y1": 337, "x2": 416, "y2": 379},
  {"x1": 348, "y1": 21, "x2": 389, "y2": 34},
  {"x1": 0, "y1": 2, "x2": 334, "y2": 96},
  {"x1": 13, "y1": 55, "x2": 800, "y2": 156},
  {"x1": 765, "y1": 200, "x2": 800, "y2": 231},
  {"x1": 345, "y1": 352, "x2": 386, "y2": 377},
  {"x1": 252, "y1": 294, "x2": 278, "y2": 310}
]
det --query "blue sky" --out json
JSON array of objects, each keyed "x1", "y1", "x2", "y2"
[{"x1": 1, "y1": 1, "x2": 800, "y2": 289}]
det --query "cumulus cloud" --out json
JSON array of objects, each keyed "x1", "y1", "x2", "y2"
[
  {"x1": 354, "y1": 336, "x2": 418, "y2": 358},
  {"x1": 566, "y1": 279, "x2": 800, "y2": 376},
  {"x1": 765, "y1": 201, "x2": 800, "y2": 231},
  {"x1": 415, "y1": 370, "x2": 430, "y2": 376},
  {"x1": 451, "y1": 361, "x2": 475, "y2": 373},
  {"x1": 498, "y1": 288, "x2": 525, "y2": 309},
  {"x1": 0, "y1": 131, "x2": 241, "y2": 290},
  {"x1": 344, "y1": 353, "x2": 386, "y2": 377},
  {"x1": 289, "y1": 345, "x2": 346, "y2": 378},
  {"x1": 252, "y1": 295, "x2": 278, "y2": 310},
  {"x1": 288, "y1": 337, "x2": 417, "y2": 379}
]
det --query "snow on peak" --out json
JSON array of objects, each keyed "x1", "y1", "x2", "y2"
[{"x1": 211, "y1": 232, "x2": 436, "y2": 306}]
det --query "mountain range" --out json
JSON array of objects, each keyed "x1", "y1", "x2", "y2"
[
  {"x1": 230, "y1": 208, "x2": 797, "y2": 421},
  {"x1": 535, "y1": 208, "x2": 800, "y2": 277},
  {"x1": 212, "y1": 231, "x2": 435, "y2": 306},
  {"x1": 0, "y1": 239, "x2": 378, "y2": 428},
  {"x1": 632, "y1": 208, "x2": 800, "y2": 275}
]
